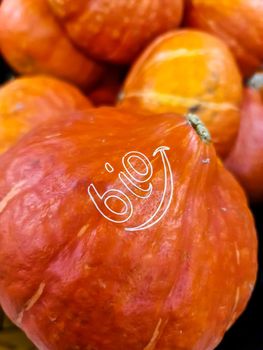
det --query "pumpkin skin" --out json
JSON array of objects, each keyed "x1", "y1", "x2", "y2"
[
  {"x1": 225, "y1": 87, "x2": 263, "y2": 202},
  {"x1": 89, "y1": 79, "x2": 121, "y2": 106},
  {"x1": 0, "y1": 107, "x2": 257, "y2": 350},
  {"x1": 47, "y1": 0, "x2": 184, "y2": 64},
  {"x1": 88, "y1": 67, "x2": 126, "y2": 106},
  {"x1": 119, "y1": 30, "x2": 243, "y2": 158},
  {"x1": 185, "y1": 0, "x2": 263, "y2": 77},
  {"x1": 0, "y1": 0, "x2": 104, "y2": 87},
  {"x1": 0, "y1": 75, "x2": 92, "y2": 154}
]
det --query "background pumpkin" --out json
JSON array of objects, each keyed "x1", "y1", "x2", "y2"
[
  {"x1": 0, "y1": 0, "x2": 104, "y2": 87},
  {"x1": 47, "y1": 0, "x2": 184, "y2": 64},
  {"x1": 0, "y1": 75, "x2": 92, "y2": 155},
  {"x1": 225, "y1": 85, "x2": 263, "y2": 202},
  {"x1": 88, "y1": 78, "x2": 121, "y2": 107},
  {"x1": 119, "y1": 30, "x2": 243, "y2": 158},
  {"x1": 0, "y1": 107, "x2": 257, "y2": 350},
  {"x1": 185, "y1": 0, "x2": 263, "y2": 77},
  {"x1": 88, "y1": 66, "x2": 127, "y2": 106}
]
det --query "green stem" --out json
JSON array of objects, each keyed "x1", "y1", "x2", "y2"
[{"x1": 186, "y1": 113, "x2": 211, "y2": 144}]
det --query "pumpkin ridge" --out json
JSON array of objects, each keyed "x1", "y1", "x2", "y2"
[{"x1": 147, "y1": 139, "x2": 213, "y2": 347}]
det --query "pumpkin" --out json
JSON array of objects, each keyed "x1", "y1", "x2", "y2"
[
  {"x1": 225, "y1": 85, "x2": 263, "y2": 202},
  {"x1": 88, "y1": 67, "x2": 126, "y2": 107},
  {"x1": 0, "y1": 107, "x2": 257, "y2": 350},
  {"x1": 47, "y1": 0, "x2": 184, "y2": 64},
  {"x1": 119, "y1": 30, "x2": 243, "y2": 158},
  {"x1": 0, "y1": 0, "x2": 104, "y2": 87},
  {"x1": 89, "y1": 79, "x2": 122, "y2": 107},
  {"x1": 185, "y1": 0, "x2": 263, "y2": 77},
  {"x1": 0, "y1": 75, "x2": 92, "y2": 154}
]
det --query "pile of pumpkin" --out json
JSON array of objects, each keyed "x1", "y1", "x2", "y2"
[{"x1": 0, "y1": 0, "x2": 262, "y2": 349}]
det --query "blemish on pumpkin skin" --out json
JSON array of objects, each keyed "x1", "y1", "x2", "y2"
[
  {"x1": 16, "y1": 282, "x2": 46, "y2": 324},
  {"x1": 77, "y1": 224, "x2": 89, "y2": 237},
  {"x1": 48, "y1": 314, "x2": 58, "y2": 322},
  {"x1": 226, "y1": 287, "x2": 240, "y2": 330},
  {"x1": 25, "y1": 282, "x2": 46, "y2": 311},
  {"x1": 11, "y1": 102, "x2": 24, "y2": 112},
  {"x1": 235, "y1": 243, "x2": 240, "y2": 265},
  {"x1": 0, "y1": 180, "x2": 27, "y2": 214},
  {"x1": 98, "y1": 279, "x2": 106, "y2": 289},
  {"x1": 84, "y1": 264, "x2": 91, "y2": 271},
  {"x1": 144, "y1": 318, "x2": 167, "y2": 350},
  {"x1": 16, "y1": 310, "x2": 24, "y2": 325},
  {"x1": 45, "y1": 133, "x2": 62, "y2": 139}
]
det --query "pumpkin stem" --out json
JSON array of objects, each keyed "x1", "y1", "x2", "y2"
[
  {"x1": 186, "y1": 113, "x2": 211, "y2": 143},
  {"x1": 247, "y1": 73, "x2": 263, "y2": 89}
]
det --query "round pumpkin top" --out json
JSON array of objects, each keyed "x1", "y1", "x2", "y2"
[
  {"x1": 0, "y1": 0, "x2": 104, "y2": 87},
  {"x1": 185, "y1": 0, "x2": 263, "y2": 77},
  {"x1": 119, "y1": 30, "x2": 243, "y2": 159},
  {"x1": 48, "y1": 0, "x2": 184, "y2": 64},
  {"x1": 0, "y1": 75, "x2": 92, "y2": 155},
  {"x1": 0, "y1": 107, "x2": 257, "y2": 350}
]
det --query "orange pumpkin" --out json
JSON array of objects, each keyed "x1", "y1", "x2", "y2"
[
  {"x1": 185, "y1": 0, "x2": 263, "y2": 77},
  {"x1": 0, "y1": 0, "x2": 104, "y2": 87},
  {"x1": 119, "y1": 30, "x2": 243, "y2": 158},
  {"x1": 89, "y1": 80, "x2": 121, "y2": 107},
  {"x1": 88, "y1": 67, "x2": 126, "y2": 106},
  {"x1": 225, "y1": 86, "x2": 263, "y2": 202},
  {"x1": 48, "y1": 0, "x2": 184, "y2": 64},
  {"x1": 0, "y1": 107, "x2": 257, "y2": 350},
  {"x1": 0, "y1": 75, "x2": 92, "y2": 154}
]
